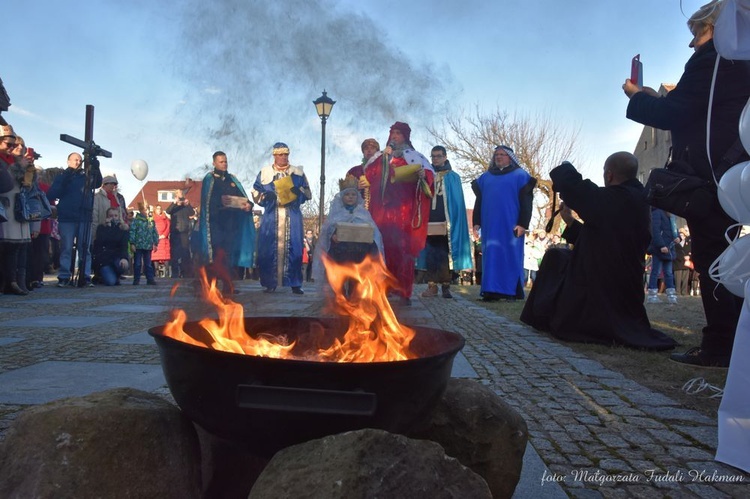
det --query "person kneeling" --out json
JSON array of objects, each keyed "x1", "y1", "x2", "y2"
[
  {"x1": 520, "y1": 153, "x2": 677, "y2": 351},
  {"x1": 93, "y1": 208, "x2": 130, "y2": 286}
]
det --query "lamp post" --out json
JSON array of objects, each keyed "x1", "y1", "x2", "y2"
[{"x1": 313, "y1": 90, "x2": 335, "y2": 232}]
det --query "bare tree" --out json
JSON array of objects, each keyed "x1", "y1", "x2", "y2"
[
  {"x1": 428, "y1": 106, "x2": 582, "y2": 232},
  {"x1": 301, "y1": 180, "x2": 339, "y2": 234}
]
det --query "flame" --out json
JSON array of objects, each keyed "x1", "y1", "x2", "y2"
[{"x1": 161, "y1": 255, "x2": 416, "y2": 362}]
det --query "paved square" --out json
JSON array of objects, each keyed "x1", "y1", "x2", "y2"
[
  {"x1": 88, "y1": 304, "x2": 172, "y2": 314},
  {"x1": 0, "y1": 337, "x2": 24, "y2": 346},
  {"x1": 19, "y1": 298, "x2": 92, "y2": 305},
  {"x1": 0, "y1": 316, "x2": 118, "y2": 328},
  {"x1": 111, "y1": 332, "x2": 155, "y2": 345},
  {"x1": 0, "y1": 361, "x2": 165, "y2": 404}
]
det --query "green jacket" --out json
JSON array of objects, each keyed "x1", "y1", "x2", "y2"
[{"x1": 129, "y1": 213, "x2": 158, "y2": 250}]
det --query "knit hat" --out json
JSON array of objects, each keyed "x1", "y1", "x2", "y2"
[{"x1": 102, "y1": 175, "x2": 118, "y2": 185}]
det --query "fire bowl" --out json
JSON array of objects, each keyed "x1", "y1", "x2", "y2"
[{"x1": 149, "y1": 316, "x2": 464, "y2": 456}]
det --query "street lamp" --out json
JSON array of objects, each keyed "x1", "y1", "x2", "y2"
[{"x1": 313, "y1": 90, "x2": 335, "y2": 231}]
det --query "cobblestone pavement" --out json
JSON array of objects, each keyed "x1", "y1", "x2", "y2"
[{"x1": 0, "y1": 278, "x2": 747, "y2": 497}]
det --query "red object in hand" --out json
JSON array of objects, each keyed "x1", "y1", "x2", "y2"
[{"x1": 630, "y1": 54, "x2": 643, "y2": 87}]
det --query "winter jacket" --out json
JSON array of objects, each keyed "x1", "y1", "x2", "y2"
[{"x1": 47, "y1": 166, "x2": 102, "y2": 223}]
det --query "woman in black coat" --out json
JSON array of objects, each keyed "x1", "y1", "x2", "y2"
[{"x1": 623, "y1": 3, "x2": 750, "y2": 367}]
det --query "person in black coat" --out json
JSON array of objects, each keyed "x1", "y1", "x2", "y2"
[
  {"x1": 92, "y1": 208, "x2": 129, "y2": 286},
  {"x1": 623, "y1": 2, "x2": 750, "y2": 367},
  {"x1": 673, "y1": 227, "x2": 692, "y2": 296},
  {"x1": 166, "y1": 195, "x2": 196, "y2": 278},
  {"x1": 520, "y1": 153, "x2": 677, "y2": 351}
]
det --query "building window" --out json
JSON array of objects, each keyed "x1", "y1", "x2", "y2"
[{"x1": 158, "y1": 190, "x2": 177, "y2": 202}]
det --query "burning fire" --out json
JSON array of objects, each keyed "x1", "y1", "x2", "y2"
[{"x1": 162, "y1": 254, "x2": 416, "y2": 362}]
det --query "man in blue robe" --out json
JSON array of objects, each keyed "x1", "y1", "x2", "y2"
[
  {"x1": 471, "y1": 145, "x2": 536, "y2": 301},
  {"x1": 251, "y1": 142, "x2": 311, "y2": 294},
  {"x1": 418, "y1": 146, "x2": 473, "y2": 298},
  {"x1": 198, "y1": 151, "x2": 256, "y2": 293}
]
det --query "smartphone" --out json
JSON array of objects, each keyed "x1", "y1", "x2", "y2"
[{"x1": 631, "y1": 54, "x2": 643, "y2": 87}]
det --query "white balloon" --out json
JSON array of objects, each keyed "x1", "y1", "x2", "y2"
[
  {"x1": 710, "y1": 233, "x2": 750, "y2": 297},
  {"x1": 738, "y1": 160, "x2": 750, "y2": 213},
  {"x1": 740, "y1": 97, "x2": 750, "y2": 154},
  {"x1": 130, "y1": 159, "x2": 149, "y2": 181},
  {"x1": 718, "y1": 162, "x2": 750, "y2": 223}
]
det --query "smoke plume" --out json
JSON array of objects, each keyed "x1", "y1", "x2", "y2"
[{"x1": 152, "y1": 0, "x2": 456, "y2": 179}]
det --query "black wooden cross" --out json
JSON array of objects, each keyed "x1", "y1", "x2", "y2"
[{"x1": 59, "y1": 104, "x2": 113, "y2": 287}]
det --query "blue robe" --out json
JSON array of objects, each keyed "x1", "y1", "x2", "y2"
[
  {"x1": 416, "y1": 169, "x2": 473, "y2": 272},
  {"x1": 472, "y1": 166, "x2": 535, "y2": 297},
  {"x1": 252, "y1": 165, "x2": 311, "y2": 289},
  {"x1": 198, "y1": 172, "x2": 256, "y2": 268}
]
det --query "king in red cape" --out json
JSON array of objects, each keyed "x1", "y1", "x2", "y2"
[{"x1": 365, "y1": 122, "x2": 434, "y2": 305}]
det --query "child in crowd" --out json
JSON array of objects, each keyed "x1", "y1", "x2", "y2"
[
  {"x1": 129, "y1": 202, "x2": 159, "y2": 285},
  {"x1": 313, "y1": 175, "x2": 383, "y2": 297}
]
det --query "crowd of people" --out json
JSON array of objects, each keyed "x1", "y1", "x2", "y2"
[{"x1": 1, "y1": 1, "x2": 747, "y2": 372}]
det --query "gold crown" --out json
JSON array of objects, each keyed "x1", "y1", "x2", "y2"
[{"x1": 339, "y1": 175, "x2": 359, "y2": 191}]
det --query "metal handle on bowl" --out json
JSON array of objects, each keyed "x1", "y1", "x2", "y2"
[{"x1": 236, "y1": 384, "x2": 377, "y2": 416}]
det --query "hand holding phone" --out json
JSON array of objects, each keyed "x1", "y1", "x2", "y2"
[{"x1": 630, "y1": 54, "x2": 643, "y2": 87}]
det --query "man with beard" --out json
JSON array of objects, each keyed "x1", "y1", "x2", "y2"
[
  {"x1": 198, "y1": 151, "x2": 255, "y2": 293},
  {"x1": 252, "y1": 142, "x2": 311, "y2": 294},
  {"x1": 346, "y1": 138, "x2": 380, "y2": 209},
  {"x1": 364, "y1": 122, "x2": 434, "y2": 306},
  {"x1": 418, "y1": 146, "x2": 472, "y2": 299}
]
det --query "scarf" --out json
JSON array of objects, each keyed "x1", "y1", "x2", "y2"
[{"x1": 106, "y1": 190, "x2": 119, "y2": 208}]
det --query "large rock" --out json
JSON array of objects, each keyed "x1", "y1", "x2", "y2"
[
  {"x1": 249, "y1": 428, "x2": 491, "y2": 499},
  {"x1": 408, "y1": 378, "x2": 528, "y2": 499},
  {"x1": 196, "y1": 425, "x2": 270, "y2": 498},
  {"x1": 0, "y1": 388, "x2": 201, "y2": 499}
]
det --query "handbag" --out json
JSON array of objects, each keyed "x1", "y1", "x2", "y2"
[
  {"x1": 643, "y1": 161, "x2": 715, "y2": 220},
  {"x1": 15, "y1": 183, "x2": 53, "y2": 222},
  {"x1": 644, "y1": 139, "x2": 748, "y2": 219}
]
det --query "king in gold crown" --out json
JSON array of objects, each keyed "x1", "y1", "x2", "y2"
[{"x1": 338, "y1": 174, "x2": 359, "y2": 191}]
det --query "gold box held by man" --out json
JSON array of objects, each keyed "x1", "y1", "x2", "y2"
[
  {"x1": 273, "y1": 175, "x2": 298, "y2": 206},
  {"x1": 427, "y1": 222, "x2": 447, "y2": 236},
  {"x1": 336, "y1": 222, "x2": 374, "y2": 243}
]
